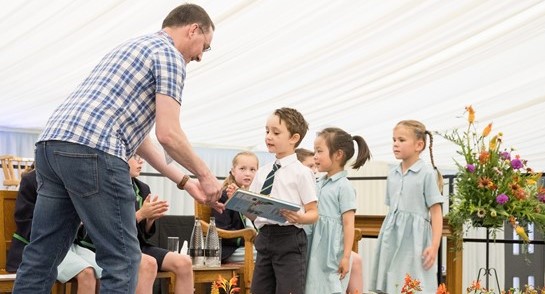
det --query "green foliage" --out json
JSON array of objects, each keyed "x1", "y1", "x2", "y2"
[{"x1": 438, "y1": 106, "x2": 545, "y2": 247}]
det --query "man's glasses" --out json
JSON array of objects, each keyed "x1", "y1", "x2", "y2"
[{"x1": 198, "y1": 25, "x2": 211, "y2": 52}]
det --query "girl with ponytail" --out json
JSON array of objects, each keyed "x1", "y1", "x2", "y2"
[{"x1": 370, "y1": 120, "x2": 445, "y2": 293}]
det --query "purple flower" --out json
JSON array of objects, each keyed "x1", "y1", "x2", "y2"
[
  {"x1": 539, "y1": 194, "x2": 545, "y2": 203},
  {"x1": 511, "y1": 158, "x2": 523, "y2": 169},
  {"x1": 500, "y1": 151, "x2": 511, "y2": 161},
  {"x1": 466, "y1": 164, "x2": 475, "y2": 173},
  {"x1": 496, "y1": 193, "x2": 509, "y2": 205}
]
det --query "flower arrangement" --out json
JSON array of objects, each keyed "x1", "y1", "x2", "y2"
[
  {"x1": 210, "y1": 274, "x2": 240, "y2": 294},
  {"x1": 401, "y1": 274, "x2": 544, "y2": 294},
  {"x1": 399, "y1": 274, "x2": 423, "y2": 293},
  {"x1": 465, "y1": 280, "x2": 545, "y2": 294},
  {"x1": 439, "y1": 106, "x2": 545, "y2": 244}
]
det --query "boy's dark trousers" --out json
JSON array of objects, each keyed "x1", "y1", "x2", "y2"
[{"x1": 250, "y1": 225, "x2": 307, "y2": 294}]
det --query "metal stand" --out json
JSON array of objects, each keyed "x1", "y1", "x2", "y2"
[{"x1": 475, "y1": 227, "x2": 501, "y2": 292}]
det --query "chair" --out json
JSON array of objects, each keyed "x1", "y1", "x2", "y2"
[
  {"x1": 0, "y1": 156, "x2": 33, "y2": 189},
  {"x1": 0, "y1": 190, "x2": 76, "y2": 294},
  {"x1": 194, "y1": 201, "x2": 257, "y2": 294},
  {"x1": 352, "y1": 228, "x2": 362, "y2": 253},
  {"x1": 155, "y1": 271, "x2": 176, "y2": 294}
]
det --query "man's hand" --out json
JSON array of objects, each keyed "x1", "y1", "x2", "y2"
[
  {"x1": 197, "y1": 174, "x2": 222, "y2": 204},
  {"x1": 184, "y1": 179, "x2": 224, "y2": 213}
]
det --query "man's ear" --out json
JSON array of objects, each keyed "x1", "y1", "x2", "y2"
[{"x1": 289, "y1": 133, "x2": 301, "y2": 146}]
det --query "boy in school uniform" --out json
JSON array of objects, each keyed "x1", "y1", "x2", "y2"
[{"x1": 247, "y1": 107, "x2": 318, "y2": 294}]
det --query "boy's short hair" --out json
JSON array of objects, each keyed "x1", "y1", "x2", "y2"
[
  {"x1": 295, "y1": 148, "x2": 314, "y2": 162},
  {"x1": 274, "y1": 107, "x2": 308, "y2": 147}
]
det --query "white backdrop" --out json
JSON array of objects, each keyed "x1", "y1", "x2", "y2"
[{"x1": 1, "y1": 0, "x2": 545, "y2": 171}]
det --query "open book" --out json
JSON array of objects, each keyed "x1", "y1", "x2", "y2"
[{"x1": 224, "y1": 189, "x2": 301, "y2": 223}]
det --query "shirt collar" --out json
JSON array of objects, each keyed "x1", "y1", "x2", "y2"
[
  {"x1": 276, "y1": 153, "x2": 297, "y2": 167},
  {"x1": 158, "y1": 30, "x2": 175, "y2": 46},
  {"x1": 318, "y1": 170, "x2": 347, "y2": 184},
  {"x1": 395, "y1": 158, "x2": 424, "y2": 174}
]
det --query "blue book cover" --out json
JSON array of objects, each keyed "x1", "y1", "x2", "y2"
[{"x1": 225, "y1": 189, "x2": 301, "y2": 223}]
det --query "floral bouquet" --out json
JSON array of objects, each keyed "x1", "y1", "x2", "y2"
[
  {"x1": 439, "y1": 106, "x2": 545, "y2": 245},
  {"x1": 210, "y1": 274, "x2": 240, "y2": 294},
  {"x1": 401, "y1": 274, "x2": 544, "y2": 293}
]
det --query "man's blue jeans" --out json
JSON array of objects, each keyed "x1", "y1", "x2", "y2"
[{"x1": 13, "y1": 141, "x2": 141, "y2": 293}]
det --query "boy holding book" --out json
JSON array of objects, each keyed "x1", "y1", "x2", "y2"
[{"x1": 247, "y1": 107, "x2": 318, "y2": 294}]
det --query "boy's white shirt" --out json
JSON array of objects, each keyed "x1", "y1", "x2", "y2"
[{"x1": 249, "y1": 153, "x2": 317, "y2": 229}]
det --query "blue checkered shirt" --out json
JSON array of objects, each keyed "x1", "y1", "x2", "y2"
[{"x1": 39, "y1": 30, "x2": 185, "y2": 161}]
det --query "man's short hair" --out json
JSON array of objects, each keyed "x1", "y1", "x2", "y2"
[{"x1": 162, "y1": 3, "x2": 215, "y2": 32}]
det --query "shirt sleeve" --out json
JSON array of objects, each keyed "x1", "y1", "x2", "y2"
[
  {"x1": 424, "y1": 168, "x2": 444, "y2": 208},
  {"x1": 338, "y1": 181, "x2": 357, "y2": 214},
  {"x1": 298, "y1": 168, "x2": 317, "y2": 205},
  {"x1": 152, "y1": 47, "x2": 185, "y2": 104}
]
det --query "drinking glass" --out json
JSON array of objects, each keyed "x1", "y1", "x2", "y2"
[{"x1": 167, "y1": 236, "x2": 180, "y2": 253}]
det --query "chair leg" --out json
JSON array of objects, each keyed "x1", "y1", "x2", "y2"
[
  {"x1": 51, "y1": 282, "x2": 65, "y2": 294},
  {"x1": 169, "y1": 276, "x2": 175, "y2": 294}
]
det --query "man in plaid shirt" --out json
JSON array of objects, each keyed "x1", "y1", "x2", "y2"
[{"x1": 14, "y1": 4, "x2": 222, "y2": 293}]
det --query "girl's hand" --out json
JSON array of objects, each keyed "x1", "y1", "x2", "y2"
[
  {"x1": 337, "y1": 256, "x2": 350, "y2": 280},
  {"x1": 225, "y1": 183, "x2": 240, "y2": 198},
  {"x1": 422, "y1": 246, "x2": 438, "y2": 270}
]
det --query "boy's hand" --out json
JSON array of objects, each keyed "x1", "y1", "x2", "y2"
[
  {"x1": 280, "y1": 209, "x2": 301, "y2": 224},
  {"x1": 138, "y1": 194, "x2": 169, "y2": 221}
]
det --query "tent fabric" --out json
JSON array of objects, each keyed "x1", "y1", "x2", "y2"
[{"x1": 1, "y1": 0, "x2": 545, "y2": 170}]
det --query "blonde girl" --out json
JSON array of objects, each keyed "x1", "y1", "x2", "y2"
[
  {"x1": 371, "y1": 120, "x2": 444, "y2": 293},
  {"x1": 305, "y1": 127, "x2": 371, "y2": 294},
  {"x1": 212, "y1": 151, "x2": 259, "y2": 262}
]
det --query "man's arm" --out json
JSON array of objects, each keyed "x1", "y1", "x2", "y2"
[{"x1": 151, "y1": 94, "x2": 221, "y2": 203}]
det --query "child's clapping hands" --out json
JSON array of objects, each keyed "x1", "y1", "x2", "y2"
[{"x1": 136, "y1": 194, "x2": 169, "y2": 222}]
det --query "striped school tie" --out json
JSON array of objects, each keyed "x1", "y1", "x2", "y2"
[{"x1": 260, "y1": 162, "x2": 280, "y2": 195}]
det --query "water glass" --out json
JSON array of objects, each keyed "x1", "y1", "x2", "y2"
[{"x1": 167, "y1": 236, "x2": 180, "y2": 253}]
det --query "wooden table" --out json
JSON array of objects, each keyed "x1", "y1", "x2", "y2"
[
  {"x1": 193, "y1": 264, "x2": 242, "y2": 294},
  {"x1": 355, "y1": 215, "x2": 462, "y2": 293}
]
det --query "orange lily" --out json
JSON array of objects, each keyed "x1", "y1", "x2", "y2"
[
  {"x1": 515, "y1": 225, "x2": 529, "y2": 242},
  {"x1": 466, "y1": 105, "x2": 475, "y2": 124},
  {"x1": 436, "y1": 283, "x2": 449, "y2": 294},
  {"x1": 482, "y1": 123, "x2": 492, "y2": 137}
]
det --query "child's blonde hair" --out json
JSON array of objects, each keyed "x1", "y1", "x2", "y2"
[
  {"x1": 396, "y1": 120, "x2": 444, "y2": 193},
  {"x1": 222, "y1": 151, "x2": 259, "y2": 189}
]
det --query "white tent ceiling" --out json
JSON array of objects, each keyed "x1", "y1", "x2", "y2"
[{"x1": 1, "y1": 0, "x2": 545, "y2": 171}]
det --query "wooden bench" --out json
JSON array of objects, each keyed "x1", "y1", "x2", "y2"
[
  {"x1": 1, "y1": 189, "x2": 76, "y2": 293},
  {"x1": 1, "y1": 189, "x2": 177, "y2": 294}
]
